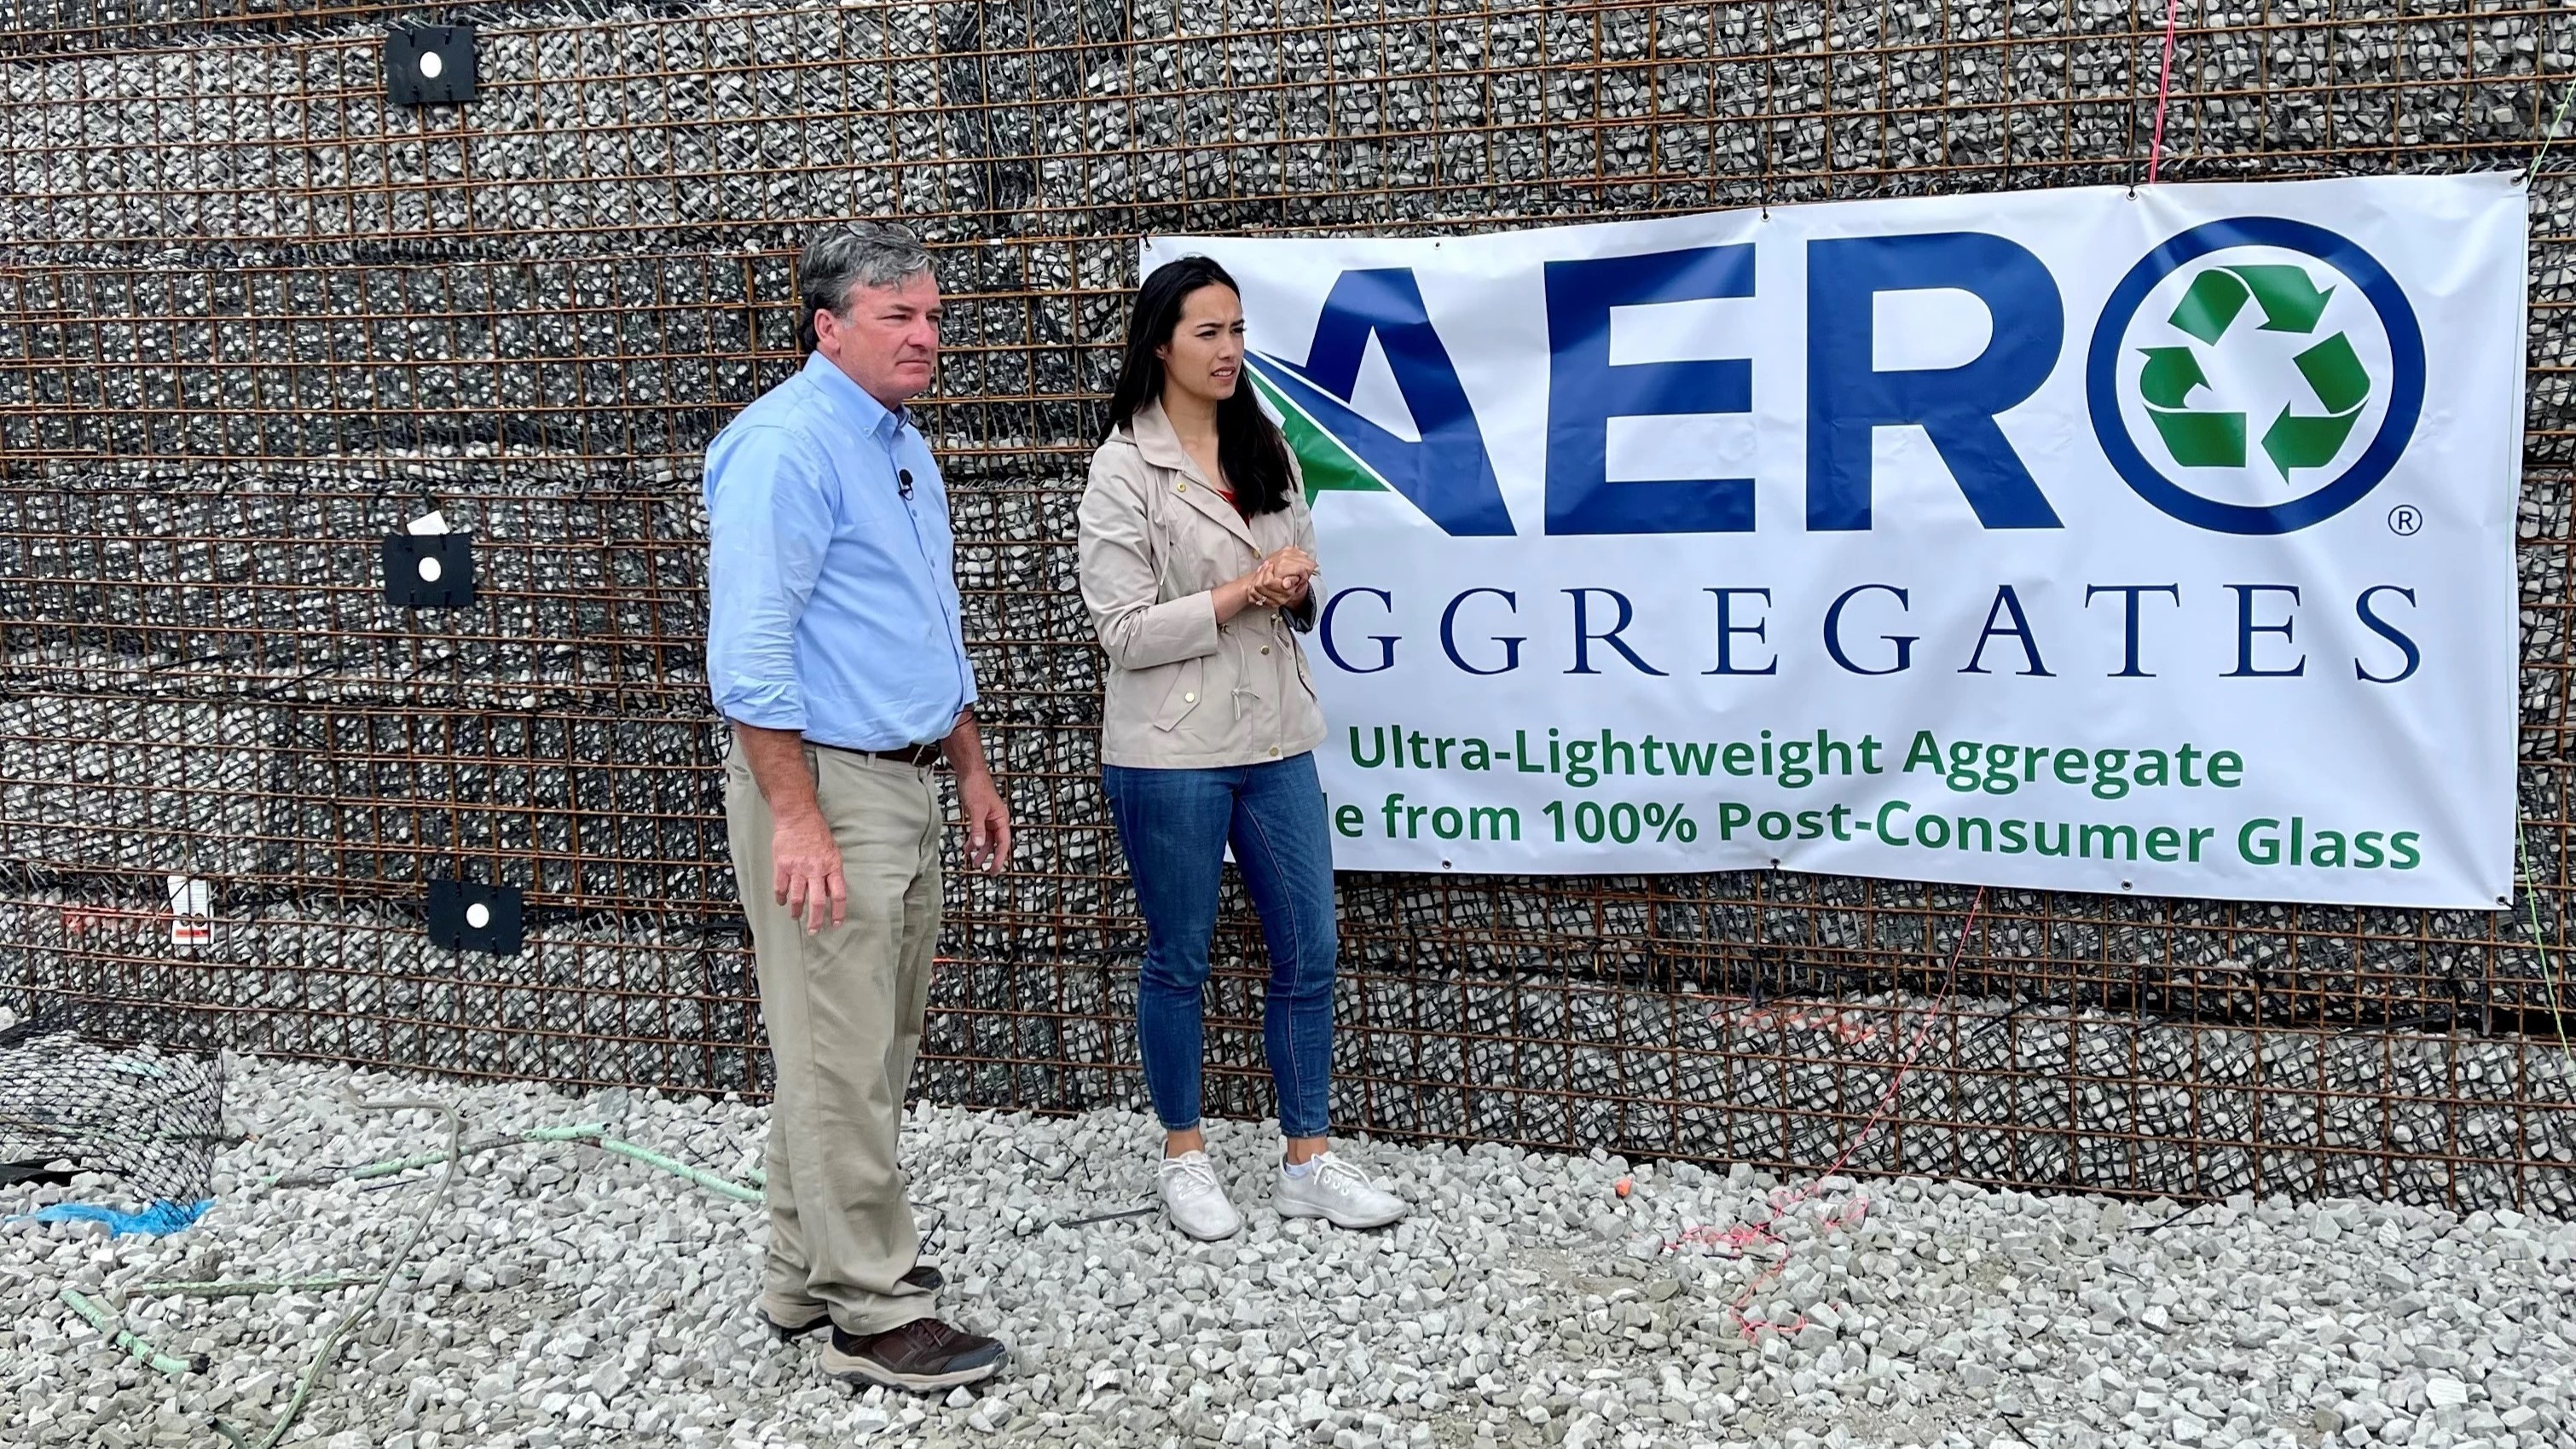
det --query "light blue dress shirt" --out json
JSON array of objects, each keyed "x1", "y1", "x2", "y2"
[{"x1": 703, "y1": 353, "x2": 976, "y2": 751}]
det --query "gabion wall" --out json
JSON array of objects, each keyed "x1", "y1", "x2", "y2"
[{"x1": 3, "y1": 0, "x2": 2573, "y2": 1212}]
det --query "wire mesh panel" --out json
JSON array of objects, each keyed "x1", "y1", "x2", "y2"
[
  {"x1": 2, "y1": 0, "x2": 2573, "y2": 1210},
  {"x1": 0, "y1": 1011, "x2": 228, "y2": 1203}
]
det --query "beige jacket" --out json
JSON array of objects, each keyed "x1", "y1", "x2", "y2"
[{"x1": 1077, "y1": 400, "x2": 1326, "y2": 770}]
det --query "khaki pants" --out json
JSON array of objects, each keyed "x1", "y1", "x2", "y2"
[{"x1": 726, "y1": 742, "x2": 942, "y2": 1337}]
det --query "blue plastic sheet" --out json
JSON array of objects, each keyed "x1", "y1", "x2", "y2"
[{"x1": 12, "y1": 1198, "x2": 211, "y2": 1237}]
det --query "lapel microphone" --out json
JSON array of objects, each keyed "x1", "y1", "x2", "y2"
[{"x1": 897, "y1": 468, "x2": 914, "y2": 501}]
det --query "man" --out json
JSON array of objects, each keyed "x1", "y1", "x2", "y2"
[{"x1": 704, "y1": 222, "x2": 1012, "y2": 1393}]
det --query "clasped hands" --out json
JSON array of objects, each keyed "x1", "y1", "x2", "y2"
[{"x1": 1240, "y1": 546, "x2": 1317, "y2": 610}]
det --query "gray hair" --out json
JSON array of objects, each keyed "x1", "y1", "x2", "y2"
[{"x1": 796, "y1": 222, "x2": 935, "y2": 353}]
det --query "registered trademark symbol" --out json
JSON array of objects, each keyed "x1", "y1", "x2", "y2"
[{"x1": 2388, "y1": 503, "x2": 2423, "y2": 536}]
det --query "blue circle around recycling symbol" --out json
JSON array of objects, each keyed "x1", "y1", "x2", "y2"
[{"x1": 2086, "y1": 217, "x2": 2427, "y2": 536}]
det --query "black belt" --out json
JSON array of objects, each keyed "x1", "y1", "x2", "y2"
[{"x1": 865, "y1": 743, "x2": 942, "y2": 769}]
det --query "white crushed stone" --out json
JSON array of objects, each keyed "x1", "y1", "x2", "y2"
[{"x1": 1, "y1": 1053, "x2": 2571, "y2": 1449}]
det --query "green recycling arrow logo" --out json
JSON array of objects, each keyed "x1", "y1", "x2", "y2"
[{"x1": 2135, "y1": 263, "x2": 2375, "y2": 479}]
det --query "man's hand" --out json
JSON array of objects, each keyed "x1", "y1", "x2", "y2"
[
  {"x1": 941, "y1": 710, "x2": 1011, "y2": 875},
  {"x1": 732, "y1": 722, "x2": 846, "y2": 935},
  {"x1": 772, "y1": 809, "x2": 848, "y2": 934},
  {"x1": 958, "y1": 772, "x2": 1012, "y2": 875}
]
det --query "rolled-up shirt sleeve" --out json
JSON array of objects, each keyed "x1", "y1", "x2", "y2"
[
  {"x1": 1079, "y1": 454, "x2": 1222, "y2": 672},
  {"x1": 705, "y1": 426, "x2": 832, "y2": 731}
]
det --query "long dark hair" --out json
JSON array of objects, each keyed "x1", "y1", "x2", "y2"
[{"x1": 1105, "y1": 257, "x2": 1296, "y2": 517}]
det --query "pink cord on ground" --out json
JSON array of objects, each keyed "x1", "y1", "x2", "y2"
[
  {"x1": 1664, "y1": 890, "x2": 1987, "y2": 1341},
  {"x1": 2146, "y1": 0, "x2": 2181, "y2": 183}
]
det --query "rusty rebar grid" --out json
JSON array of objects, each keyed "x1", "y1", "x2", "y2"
[{"x1": 2, "y1": 0, "x2": 2573, "y2": 1213}]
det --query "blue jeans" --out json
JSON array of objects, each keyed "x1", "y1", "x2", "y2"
[{"x1": 1102, "y1": 753, "x2": 1338, "y2": 1139}]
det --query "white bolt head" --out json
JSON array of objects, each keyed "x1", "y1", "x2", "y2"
[
  {"x1": 419, "y1": 49, "x2": 445, "y2": 79},
  {"x1": 465, "y1": 901, "x2": 491, "y2": 930},
  {"x1": 418, "y1": 555, "x2": 443, "y2": 582}
]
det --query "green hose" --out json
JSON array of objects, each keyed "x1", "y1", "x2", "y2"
[
  {"x1": 259, "y1": 1125, "x2": 610, "y2": 1189},
  {"x1": 518, "y1": 1127, "x2": 762, "y2": 1203},
  {"x1": 263, "y1": 1123, "x2": 760, "y2": 1203},
  {"x1": 128, "y1": 1275, "x2": 382, "y2": 1301},
  {"x1": 214, "y1": 1092, "x2": 464, "y2": 1449},
  {"x1": 59, "y1": 1286, "x2": 206, "y2": 1377},
  {"x1": 62, "y1": 1112, "x2": 761, "y2": 1449}
]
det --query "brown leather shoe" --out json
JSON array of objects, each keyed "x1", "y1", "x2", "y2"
[
  {"x1": 820, "y1": 1317, "x2": 1006, "y2": 1392},
  {"x1": 762, "y1": 1265, "x2": 944, "y2": 1340}
]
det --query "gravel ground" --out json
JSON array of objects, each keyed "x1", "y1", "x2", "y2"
[{"x1": 3, "y1": 1054, "x2": 2573, "y2": 1449}]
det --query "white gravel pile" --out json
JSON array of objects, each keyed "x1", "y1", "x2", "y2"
[{"x1": 4, "y1": 1054, "x2": 2572, "y2": 1449}]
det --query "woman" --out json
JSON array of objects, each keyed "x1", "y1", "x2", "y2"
[{"x1": 1076, "y1": 256, "x2": 1409, "y2": 1241}]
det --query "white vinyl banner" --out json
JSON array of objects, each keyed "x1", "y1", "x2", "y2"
[{"x1": 1144, "y1": 175, "x2": 2527, "y2": 907}]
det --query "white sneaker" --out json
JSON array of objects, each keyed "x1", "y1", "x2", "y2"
[
  {"x1": 1157, "y1": 1151, "x2": 1243, "y2": 1241},
  {"x1": 1273, "y1": 1151, "x2": 1408, "y2": 1230}
]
